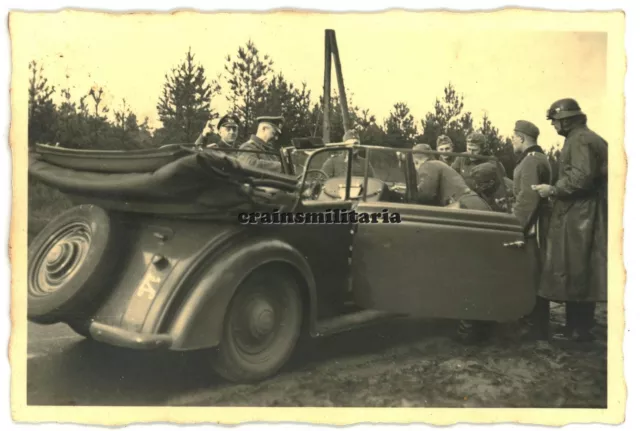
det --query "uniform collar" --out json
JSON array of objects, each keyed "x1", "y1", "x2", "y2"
[
  {"x1": 516, "y1": 144, "x2": 544, "y2": 164},
  {"x1": 250, "y1": 134, "x2": 273, "y2": 151},
  {"x1": 218, "y1": 139, "x2": 235, "y2": 149}
]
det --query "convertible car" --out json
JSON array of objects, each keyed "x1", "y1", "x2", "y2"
[{"x1": 27, "y1": 138, "x2": 537, "y2": 383}]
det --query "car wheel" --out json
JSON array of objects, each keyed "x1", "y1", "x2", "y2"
[
  {"x1": 27, "y1": 205, "x2": 123, "y2": 324},
  {"x1": 210, "y1": 269, "x2": 303, "y2": 383}
]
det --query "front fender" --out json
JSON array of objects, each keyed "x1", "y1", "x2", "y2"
[{"x1": 166, "y1": 237, "x2": 317, "y2": 351}]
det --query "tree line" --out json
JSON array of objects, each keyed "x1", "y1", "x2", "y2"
[{"x1": 28, "y1": 40, "x2": 563, "y2": 178}]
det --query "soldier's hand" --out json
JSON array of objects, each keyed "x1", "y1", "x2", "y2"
[{"x1": 531, "y1": 184, "x2": 553, "y2": 198}]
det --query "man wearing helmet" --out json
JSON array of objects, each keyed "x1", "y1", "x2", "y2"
[{"x1": 532, "y1": 98, "x2": 608, "y2": 343}]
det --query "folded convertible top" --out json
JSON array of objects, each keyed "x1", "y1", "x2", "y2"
[{"x1": 29, "y1": 145, "x2": 300, "y2": 215}]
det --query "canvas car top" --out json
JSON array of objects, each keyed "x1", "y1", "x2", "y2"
[
  {"x1": 29, "y1": 149, "x2": 299, "y2": 207},
  {"x1": 33, "y1": 143, "x2": 193, "y2": 173}
]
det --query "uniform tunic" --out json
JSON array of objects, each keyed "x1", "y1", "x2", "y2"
[
  {"x1": 540, "y1": 125, "x2": 608, "y2": 302},
  {"x1": 416, "y1": 159, "x2": 469, "y2": 206},
  {"x1": 512, "y1": 145, "x2": 552, "y2": 232},
  {"x1": 451, "y1": 156, "x2": 483, "y2": 186},
  {"x1": 206, "y1": 135, "x2": 237, "y2": 151},
  {"x1": 236, "y1": 135, "x2": 282, "y2": 173},
  {"x1": 512, "y1": 145, "x2": 553, "y2": 292}
]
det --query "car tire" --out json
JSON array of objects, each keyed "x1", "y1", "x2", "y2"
[
  {"x1": 210, "y1": 269, "x2": 303, "y2": 383},
  {"x1": 27, "y1": 204, "x2": 123, "y2": 324}
]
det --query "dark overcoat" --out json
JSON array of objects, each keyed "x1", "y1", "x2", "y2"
[
  {"x1": 237, "y1": 135, "x2": 282, "y2": 172},
  {"x1": 539, "y1": 125, "x2": 608, "y2": 302}
]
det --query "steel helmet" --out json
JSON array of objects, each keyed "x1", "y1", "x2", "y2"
[{"x1": 546, "y1": 98, "x2": 584, "y2": 120}]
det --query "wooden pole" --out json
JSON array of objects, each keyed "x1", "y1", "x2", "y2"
[
  {"x1": 329, "y1": 30, "x2": 351, "y2": 134},
  {"x1": 322, "y1": 30, "x2": 332, "y2": 143}
]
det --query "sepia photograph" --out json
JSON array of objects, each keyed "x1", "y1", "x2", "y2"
[{"x1": 8, "y1": 5, "x2": 626, "y2": 426}]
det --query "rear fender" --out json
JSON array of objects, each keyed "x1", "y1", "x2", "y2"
[{"x1": 167, "y1": 238, "x2": 317, "y2": 351}]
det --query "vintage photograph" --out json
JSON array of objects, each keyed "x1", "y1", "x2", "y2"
[{"x1": 9, "y1": 7, "x2": 626, "y2": 425}]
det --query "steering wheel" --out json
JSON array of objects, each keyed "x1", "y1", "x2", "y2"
[{"x1": 298, "y1": 169, "x2": 330, "y2": 200}]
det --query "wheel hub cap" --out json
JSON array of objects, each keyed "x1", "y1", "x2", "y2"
[
  {"x1": 44, "y1": 242, "x2": 78, "y2": 279},
  {"x1": 30, "y1": 223, "x2": 92, "y2": 296},
  {"x1": 249, "y1": 299, "x2": 275, "y2": 337}
]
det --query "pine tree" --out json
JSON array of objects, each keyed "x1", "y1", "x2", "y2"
[
  {"x1": 156, "y1": 47, "x2": 219, "y2": 144},
  {"x1": 222, "y1": 40, "x2": 274, "y2": 139},
  {"x1": 254, "y1": 73, "x2": 313, "y2": 146},
  {"x1": 384, "y1": 102, "x2": 417, "y2": 148},
  {"x1": 418, "y1": 83, "x2": 474, "y2": 151}
]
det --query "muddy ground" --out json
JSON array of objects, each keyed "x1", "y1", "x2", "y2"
[{"x1": 169, "y1": 303, "x2": 607, "y2": 408}]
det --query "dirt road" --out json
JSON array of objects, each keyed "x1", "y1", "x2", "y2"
[{"x1": 27, "y1": 303, "x2": 606, "y2": 408}]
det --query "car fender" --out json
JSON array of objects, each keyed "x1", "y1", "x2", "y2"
[{"x1": 166, "y1": 237, "x2": 317, "y2": 351}]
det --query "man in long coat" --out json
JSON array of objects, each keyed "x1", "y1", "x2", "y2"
[{"x1": 532, "y1": 98, "x2": 608, "y2": 342}]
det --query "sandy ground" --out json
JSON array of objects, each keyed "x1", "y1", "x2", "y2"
[
  {"x1": 170, "y1": 303, "x2": 608, "y2": 408},
  {"x1": 27, "y1": 302, "x2": 606, "y2": 407}
]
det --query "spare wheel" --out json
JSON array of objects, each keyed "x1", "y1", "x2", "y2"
[{"x1": 28, "y1": 204, "x2": 123, "y2": 324}]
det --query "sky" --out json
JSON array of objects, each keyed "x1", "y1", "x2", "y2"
[{"x1": 14, "y1": 10, "x2": 611, "y2": 149}]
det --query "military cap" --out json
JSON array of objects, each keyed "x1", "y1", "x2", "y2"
[
  {"x1": 436, "y1": 135, "x2": 453, "y2": 147},
  {"x1": 413, "y1": 143, "x2": 431, "y2": 153},
  {"x1": 257, "y1": 115, "x2": 285, "y2": 133},
  {"x1": 514, "y1": 120, "x2": 540, "y2": 139},
  {"x1": 343, "y1": 129, "x2": 360, "y2": 143},
  {"x1": 466, "y1": 132, "x2": 486, "y2": 146},
  {"x1": 217, "y1": 113, "x2": 240, "y2": 130},
  {"x1": 470, "y1": 162, "x2": 498, "y2": 185}
]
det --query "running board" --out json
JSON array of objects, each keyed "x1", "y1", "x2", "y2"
[{"x1": 313, "y1": 309, "x2": 404, "y2": 337}]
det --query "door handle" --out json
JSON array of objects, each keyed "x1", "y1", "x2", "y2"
[{"x1": 503, "y1": 240, "x2": 525, "y2": 249}]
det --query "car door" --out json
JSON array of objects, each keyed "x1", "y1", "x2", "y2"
[{"x1": 350, "y1": 201, "x2": 537, "y2": 322}]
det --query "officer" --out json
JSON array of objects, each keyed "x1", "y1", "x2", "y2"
[
  {"x1": 532, "y1": 98, "x2": 608, "y2": 343},
  {"x1": 511, "y1": 120, "x2": 553, "y2": 341},
  {"x1": 321, "y1": 129, "x2": 376, "y2": 178},
  {"x1": 435, "y1": 135, "x2": 455, "y2": 166},
  {"x1": 237, "y1": 115, "x2": 284, "y2": 173},
  {"x1": 412, "y1": 143, "x2": 469, "y2": 206},
  {"x1": 206, "y1": 113, "x2": 240, "y2": 150}
]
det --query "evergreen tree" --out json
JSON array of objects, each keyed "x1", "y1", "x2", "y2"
[
  {"x1": 384, "y1": 102, "x2": 417, "y2": 148},
  {"x1": 222, "y1": 40, "x2": 274, "y2": 139},
  {"x1": 156, "y1": 47, "x2": 219, "y2": 144},
  {"x1": 418, "y1": 83, "x2": 474, "y2": 151}
]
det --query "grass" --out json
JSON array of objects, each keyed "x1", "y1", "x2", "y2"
[{"x1": 28, "y1": 177, "x2": 73, "y2": 243}]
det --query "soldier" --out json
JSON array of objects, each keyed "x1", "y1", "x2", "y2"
[
  {"x1": 321, "y1": 130, "x2": 376, "y2": 178},
  {"x1": 452, "y1": 132, "x2": 514, "y2": 200},
  {"x1": 412, "y1": 143, "x2": 469, "y2": 206},
  {"x1": 436, "y1": 135, "x2": 455, "y2": 166},
  {"x1": 468, "y1": 162, "x2": 511, "y2": 213},
  {"x1": 206, "y1": 113, "x2": 240, "y2": 150},
  {"x1": 532, "y1": 98, "x2": 608, "y2": 343},
  {"x1": 452, "y1": 131, "x2": 487, "y2": 183},
  {"x1": 237, "y1": 115, "x2": 284, "y2": 173},
  {"x1": 511, "y1": 120, "x2": 553, "y2": 341}
]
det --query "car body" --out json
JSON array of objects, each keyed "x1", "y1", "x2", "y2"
[{"x1": 27, "y1": 139, "x2": 537, "y2": 382}]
